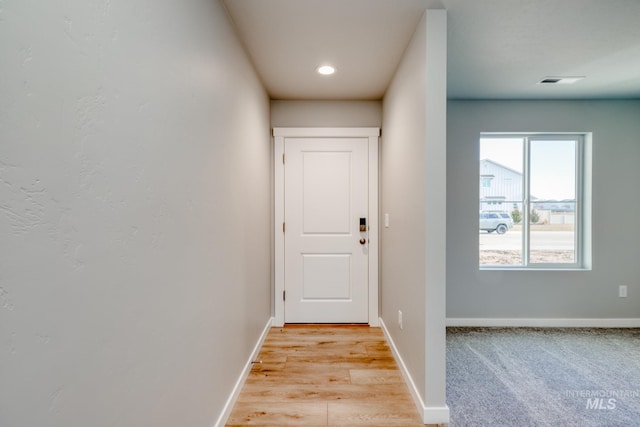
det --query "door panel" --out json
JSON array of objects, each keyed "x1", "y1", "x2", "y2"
[
  {"x1": 302, "y1": 254, "x2": 351, "y2": 300},
  {"x1": 302, "y1": 151, "x2": 351, "y2": 234},
  {"x1": 284, "y1": 137, "x2": 369, "y2": 323}
]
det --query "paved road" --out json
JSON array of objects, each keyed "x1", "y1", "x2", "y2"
[{"x1": 479, "y1": 230, "x2": 574, "y2": 250}]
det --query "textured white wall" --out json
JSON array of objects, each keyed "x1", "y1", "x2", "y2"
[{"x1": 0, "y1": 1, "x2": 271, "y2": 426}]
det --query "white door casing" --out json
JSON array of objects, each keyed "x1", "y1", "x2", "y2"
[{"x1": 273, "y1": 128, "x2": 379, "y2": 326}]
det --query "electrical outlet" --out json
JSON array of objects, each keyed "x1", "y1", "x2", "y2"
[
  {"x1": 619, "y1": 285, "x2": 628, "y2": 298},
  {"x1": 398, "y1": 310, "x2": 403, "y2": 330}
]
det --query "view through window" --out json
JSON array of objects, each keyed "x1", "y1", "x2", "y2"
[{"x1": 479, "y1": 134, "x2": 584, "y2": 268}]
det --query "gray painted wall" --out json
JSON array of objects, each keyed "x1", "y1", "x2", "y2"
[
  {"x1": 447, "y1": 100, "x2": 640, "y2": 319},
  {"x1": 381, "y1": 12, "x2": 428, "y2": 404},
  {"x1": 0, "y1": 1, "x2": 271, "y2": 426},
  {"x1": 423, "y1": 10, "x2": 448, "y2": 417},
  {"x1": 381, "y1": 11, "x2": 448, "y2": 420},
  {"x1": 271, "y1": 100, "x2": 382, "y2": 127}
]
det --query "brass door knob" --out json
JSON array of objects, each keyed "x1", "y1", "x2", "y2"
[{"x1": 359, "y1": 238, "x2": 366, "y2": 245}]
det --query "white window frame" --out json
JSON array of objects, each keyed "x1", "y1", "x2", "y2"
[{"x1": 480, "y1": 132, "x2": 592, "y2": 270}]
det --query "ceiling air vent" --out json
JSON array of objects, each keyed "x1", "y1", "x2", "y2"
[{"x1": 539, "y1": 76, "x2": 585, "y2": 85}]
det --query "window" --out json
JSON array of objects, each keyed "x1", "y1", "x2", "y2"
[
  {"x1": 481, "y1": 176, "x2": 493, "y2": 188},
  {"x1": 479, "y1": 133, "x2": 590, "y2": 269}
]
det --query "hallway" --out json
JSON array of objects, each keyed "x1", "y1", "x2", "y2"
[
  {"x1": 1, "y1": 2, "x2": 450, "y2": 424},
  {"x1": 226, "y1": 325, "x2": 426, "y2": 426}
]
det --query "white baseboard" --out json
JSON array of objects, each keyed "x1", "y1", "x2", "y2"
[
  {"x1": 424, "y1": 406, "x2": 451, "y2": 425},
  {"x1": 379, "y1": 318, "x2": 450, "y2": 425},
  {"x1": 446, "y1": 318, "x2": 640, "y2": 328},
  {"x1": 213, "y1": 317, "x2": 273, "y2": 427}
]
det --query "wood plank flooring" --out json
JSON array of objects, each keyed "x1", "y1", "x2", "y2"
[{"x1": 226, "y1": 324, "x2": 428, "y2": 426}]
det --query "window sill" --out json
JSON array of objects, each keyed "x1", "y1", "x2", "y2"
[{"x1": 480, "y1": 266, "x2": 591, "y2": 272}]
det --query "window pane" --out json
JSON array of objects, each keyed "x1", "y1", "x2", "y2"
[
  {"x1": 529, "y1": 140, "x2": 576, "y2": 264},
  {"x1": 479, "y1": 138, "x2": 524, "y2": 266},
  {"x1": 479, "y1": 202, "x2": 523, "y2": 265}
]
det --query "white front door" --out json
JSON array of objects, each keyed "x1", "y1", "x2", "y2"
[{"x1": 284, "y1": 137, "x2": 370, "y2": 323}]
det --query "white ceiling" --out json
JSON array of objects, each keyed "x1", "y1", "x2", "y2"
[{"x1": 222, "y1": 0, "x2": 640, "y2": 100}]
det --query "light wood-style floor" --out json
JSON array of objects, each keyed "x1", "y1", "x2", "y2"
[{"x1": 226, "y1": 324, "x2": 429, "y2": 426}]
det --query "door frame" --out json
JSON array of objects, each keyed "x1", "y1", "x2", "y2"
[{"x1": 273, "y1": 127, "x2": 380, "y2": 327}]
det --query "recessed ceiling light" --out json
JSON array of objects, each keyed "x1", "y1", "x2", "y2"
[
  {"x1": 538, "y1": 76, "x2": 585, "y2": 85},
  {"x1": 317, "y1": 65, "x2": 336, "y2": 75}
]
